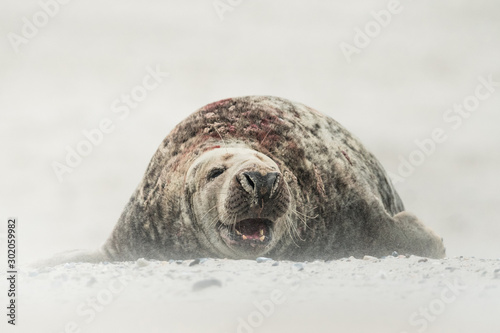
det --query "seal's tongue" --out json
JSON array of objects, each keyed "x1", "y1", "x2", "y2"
[{"x1": 234, "y1": 219, "x2": 268, "y2": 241}]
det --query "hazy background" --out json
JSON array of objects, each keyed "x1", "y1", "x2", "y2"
[{"x1": 1, "y1": 0, "x2": 499, "y2": 265}]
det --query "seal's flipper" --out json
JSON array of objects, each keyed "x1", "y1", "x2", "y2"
[
  {"x1": 360, "y1": 197, "x2": 446, "y2": 258},
  {"x1": 389, "y1": 211, "x2": 446, "y2": 258}
]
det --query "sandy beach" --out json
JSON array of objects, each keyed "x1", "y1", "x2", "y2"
[{"x1": 11, "y1": 256, "x2": 500, "y2": 333}]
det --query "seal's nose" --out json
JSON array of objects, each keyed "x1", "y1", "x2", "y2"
[{"x1": 240, "y1": 171, "x2": 280, "y2": 202}]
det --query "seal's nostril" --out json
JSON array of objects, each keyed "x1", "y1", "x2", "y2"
[
  {"x1": 267, "y1": 173, "x2": 279, "y2": 197},
  {"x1": 267, "y1": 172, "x2": 278, "y2": 188},
  {"x1": 244, "y1": 173, "x2": 255, "y2": 190}
]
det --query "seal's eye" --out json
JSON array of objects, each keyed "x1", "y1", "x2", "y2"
[{"x1": 207, "y1": 167, "x2": 225, "y2": 181}]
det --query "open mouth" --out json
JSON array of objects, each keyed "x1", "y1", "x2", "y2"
[{"x1": 218, "y1": 218, "x2": 273, "y2": 247}]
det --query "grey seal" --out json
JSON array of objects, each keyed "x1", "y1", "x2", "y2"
[{"x1": 45, "y1": 96, "x2": 445, "y2": 265}]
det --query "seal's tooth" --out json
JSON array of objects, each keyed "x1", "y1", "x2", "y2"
[
  {"x1": 259, "y1": 235, "x2": 265, "y2": 241},
  {"x1": 242, "y1": 235, "x2": 247, "y2": 240},
  {"x1": 259, "y1": 229, "x2": 264, "y2": 236},
  {"x1": 235, "y1": 230, "x2": 241, "y2": 235}
]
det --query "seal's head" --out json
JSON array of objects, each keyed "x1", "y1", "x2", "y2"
[{"x1": 185, "y1": 146, "x2": 293, "y2": 259}]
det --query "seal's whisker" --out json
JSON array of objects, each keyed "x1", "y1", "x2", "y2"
[
  {"x1": 284, "y1": 216, "x2": 304, "y2": 246},
  {"x1": 208, "y1": 218, "x2": 218, "y2": 229},
  {"x1": 200, "y1": 204, "x2": 219, "y2": 222},
  {"x1": 292, "y1": 208, "x2": 318, "y2": 220},
  {"x1": 213, "y1": 126, "x2": 228, "y2": 154},
  {"x1": 231, "y1": 214, "x2": 237, "y2": 232},
  {"x1": 278, "y1": 181, "x2": 304, "y2": 241},
  {"x1": 208, "y1": 213, "x2": 222, "y2": 229},
  {"x1": 290, "y1": 208, "x2": 316, "y2": 231},
  {"x1": 290, "y1": 215, "x2": 306, "y2": 242}
]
